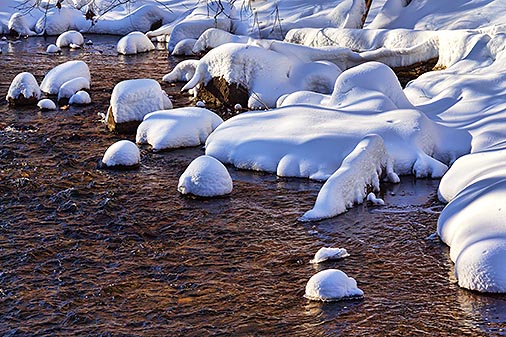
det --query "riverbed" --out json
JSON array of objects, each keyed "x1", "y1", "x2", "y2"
[{"x1": 1, "y1": 35, "x2": 505, "y2": 336}]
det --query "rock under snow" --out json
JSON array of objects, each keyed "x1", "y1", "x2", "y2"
[
  {"x1": 40, "y1": 60, "x2": 91, "y2": 95},
  {"x1": 34, "y1": 5, "x2": 88, "y2": 36},
  {"x1": 8, "y1": 12, "x2": 36, "y2": 37},
  {"x1": 106, "y1": 79, "x2": 173, "y2": 134},
  {"x1": 305, "y1": 269, "x2": 364, "y2": 302},
  {"x1": 69, "y1": 91, "x2": 91, "y2": 105},
  {"x1": 178, "y1": 155, "x2": 233, "y2": 197},
  {"x1": 37, "y1": 99, "x2": 57, "y2": 110},
  {"x1": 301, "y1": 135, "x2": 398, "y2": 221},
  {"x1": 101, "y1": 140, "x2": 140, "y2": 169},
  {"x1": 117, "y1": 31, "x2": 155, "y2": 55},
  {"x1": 136, "y1": 107, "x2": 223, "y2": 151},
  {"x1": 56, "y1": 30, "x2": 84, "y2": 48},
  {"x1": 46, "y1": 44, "x2": 61, "y2": 54},
  {"x1": 57, "y1": 77, "x2": 90, "y2": 103},
  {"x1": 310, "y1": 247, "x2": 350, "y2": 264},
  {"x1": 171, "y1": 38, "x2": 197, "y2": 56},
  {"x1": 6, "y1": 72, "x2": 42, "y2": 106}
]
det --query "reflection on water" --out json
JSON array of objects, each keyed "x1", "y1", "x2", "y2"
[{"x1": 1, "y1": 35, "x2": 505, "y2": 336}]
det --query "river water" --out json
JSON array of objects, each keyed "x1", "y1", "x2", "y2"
[{"x1": 1, "y1": 35, "x2": 505, "y2": 336}]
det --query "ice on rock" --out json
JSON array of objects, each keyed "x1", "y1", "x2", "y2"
[
  {"x1": 40, "y1": 61, "x2": 91, "y2": 95},
  {"x1": 6, "y1": 72, "x2": 42, "y2": 106},
  {"x1": 136, "y1": 107, "x2": 223, "y2": 151},
  {"x1": 37, "y1": 99, "x2": 57, "y2": 110},
  {"x1": 106, "y1": 79, "x2": 173, "y2": 133},
  {"x1": 101, "y1": 140, "x2": 140, "y2": 168},
  {"x1": 178, "y1": 155, "x2": 233, "y2": 197},
  {"x1": 117, "y1": 31, "x2": 155, "y2": 55},
  {"x1": 310, "y1": 247, "x2": 350, "y2": 264},
  {"x1": 69, "y1": 91, "x2": 91, "y2": 105},
  {"x1": 305, "y1": 269, "x2": 364, "y2": 302},
  {"x1": 56, "y1": 30, "x2": 84, "y2": 48},
  {"x1": 57, "y1": 77, "x2": 90, "y2": 102},
  {"x1": 301, "y1": 135, "x2": 397, "y2": 221},
  {"x1": 46, "y1": 44, "x2": 61, "y2": 54}
]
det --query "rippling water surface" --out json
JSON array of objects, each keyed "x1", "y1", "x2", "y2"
[{"x1": 1, "y1": 35, "x2": 505, "y2": 336}]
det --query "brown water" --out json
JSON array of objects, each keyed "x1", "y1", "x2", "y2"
[{"x1": 1, "y1": 35, "x2": 505, "y2": 336}]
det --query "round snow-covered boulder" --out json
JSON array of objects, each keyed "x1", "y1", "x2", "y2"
[
  {"x1": 69, "y1": 91, "x2": 91, "y2": 105},
  {"x1": 172, "y1": 38, "x2": 197, "y2": 56},
  {"x1": 40, "y1": 60, "x2": 91, "y2": 95},
  {"x1": 56, "y1": 30, "x2": 84, "y2": 48},
  {"x1": 117, "y1": 31, "x2": 155, "y2": 55},
  {"x1": 106, "y1": 79, "x2": 173, "y2": 134},
  {"x1": 305, "y1": 269, "x2": 364, "y2": 302},
  {"x1": 57, "y1": 77, "x2": 90, "y2": 103},
  {"x1": 101, "y1": 140, "x2": 140, "y2": 169},
  {"x1": 46, "y1": 44, "x2": 62, "y2": 54},
  {"x1": 310, "y1": 247, "x2": 350, "y2": 264},
  {"x1": 6, "y1": 72, "x2": 41, "y2": 106},
  {"x1": 37, "y1": 99, "x2": 57, "y2": 110},
  {"x1": 178, "y1": 155, "x2": 232, "y2": 197}
]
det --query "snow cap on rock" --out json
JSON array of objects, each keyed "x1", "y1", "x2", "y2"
[
  {"x1": 305, "y1": 269, "x2": 364, "y2": 302},
  {"x1": 178, "y1": 155, "x2": 232, "y2": 197}
]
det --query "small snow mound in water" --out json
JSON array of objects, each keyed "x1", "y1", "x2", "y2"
[
  {"x1": 305, "y1": 269, "x2": 364, "y2": 302},
  {"x1": 117, "y1": 31, "x2": 155, "y2": 55},
  {"x1": 101, "y1": 140, "x2": 140, "y2": 168},
  {"x1": 37, "y1": 99, "x2": 56, "y2": 110},
  {"x1": 6, "y1": 72, "x2": 41, "y2": 105},
  {"x1": 196, "y1": 100, "x2": 205, "y2": 107},
  {"x1": 310, "y1": 247, "x2": 350, "y2": 264},
  {"x1": 367, "y1": 192, "x2": 385, "y2": 205},
  {"x1": 46, "y1": 44, "x2": 61, "y2": 54},
  {"x1": 40, "y1": 60, "x2": 91, "y2": 95},
  {"x1": 69, "y1": 91, "x2": 91, "y2": 105},
  {"x1": 178, "y1": 155, "x2": 233, "y2": 197},
  {"x1": 56, "y1": 30, "x2": 84, "y2": 48}
]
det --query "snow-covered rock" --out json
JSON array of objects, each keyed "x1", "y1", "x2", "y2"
[
  {"x1": 171, "y1": 38, "x2": 197, "y2": 56},
  {"x1": 34, "y1": 5, "x2": 88, "y2": 36},
  {"x1": 106, "y1": 79, "x2": 173, "y2": 133},
  {"x1": 305, "y1": 269, "x2": 364, "y2": 302},
  {"x1": 40, "y1": 60, "x2": 91, "y2": 95},
  {"x1": 46, "y1": 44, "x2": 61, "y2": 54},
  {"x1": 177, "y1": 155, "x2": 233, "y2": 197},
  {"x1": 301, "y1": 135, "x2": 398, "y2": 221},
  {"x1": 162, "y1": 59, "x2": 199, "y2": 83},
  {"x1": 37, "y1": 99, "x2": 57, "y2": 110},
  {"x1": 310, "y1": 247, "x2": 350, "y2": 264},
  {"x1": 367, "y1": 192, "x2": 385, "y2": 206},
  {"x1": 56, "y1": 30, "x2": 84, "y2": 48},
  {"x1": 136, "y1": 107, "x2": 223, "y2": 151},
  {"x1": 117, "y1": 31, "x2": 155, "y2": 55},
  {"x1": 101, "y1": 140, "x2": 140, "y2": 168},
  {"x1": 8, "y1": 12, "x2": 36, "y2": 36},
  {"x1": 6, "y1": 72, "x2": 41, "y2": 106},
  {"x1": 69, "y1": 90, "x2": 91, "y2": 105},
  {"x1": 57, "y1": 77, "x2": 90, "y2": 102}
]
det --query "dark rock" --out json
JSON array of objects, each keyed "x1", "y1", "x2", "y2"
[
  {"x1": 196, "y1": 76, "x2": 249, "y2": 108},
  {"x1": 105, "y1": 106, "x2": 141, "y2": 134}
]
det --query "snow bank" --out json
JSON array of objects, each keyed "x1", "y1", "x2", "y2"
[
  {"x1": 310, "y1": 247, "x2": 350, "y2": 264},
  {"x1": 35, "y1": 5, "x2": 88, "y2": 36},
  {"x1": 177, "y1": 155, "x2": 233, "y2": 197},
  {"x1": 117, "y1": 31, "x2": 155, "y2": 55},
  {"x1": 6, "y1": 72, "x2": 41, "y2": 106},
  {"x1": 8, "y1": 12, "x2": 36, "y2": 36},
  {"x1": 37, "y1": 99, "x2": 56, "y2": 110},
  {"x1": 301, "y1": 135, "x2": 398, "y2": 221},
  {"x1": 69, "y1": 91, "x2": 91, "y2": 105},
  {"x1": 56, "y1": 30, "x2": 84, "y2": 48},
  {"x1": 305, "y1": 269, "x2": 363, "y2": 302},
  {"x1": 135, "y1": 107, "x2": 223, "y2": 151},
  {"x1": 101, "y1": 140, "x2": 140, "y2": 168},
  {"x1": 40, "y1": 61, "x2": 91, "y2": 95},
  {"x1": 57, "y1": 77, "x2": 90, "y2": 102}
]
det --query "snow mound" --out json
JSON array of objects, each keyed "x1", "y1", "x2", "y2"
[
  {"x1": 57, "y1": 77, "x2": 90, "y2": 102},
  {"x1": 136, "y1": 107, "x2": 223, "y2": 151},
  {"x1": 34, "y1": 5, "x2": 87, "y2": 36},
  {"x1": 181, "y1": 43, "x2": 341, "y2": 108},
  {"x1": 162, "y1": 60, "x2": 199, "y2": 83},
  {"x1": 6, "y1": 72, "x2": 41, "y2": 105},
  {"x1": 56, "y1": 30, "x2": 84, "y2": 48},
  {"x1": 171, "y1": 38, "x2": 197, "y2": 56},
  {"x1": 310, "y1": 247, "x2": 350, "y2": 264},
  {"x1": 40, "y1": 61, "x2": 91, "y2": 95},
  {"x1": 177, "y1": 155, "x2": 233, "y2": 197},
  {"x1": 305, "y1": 269, "x2": 364, "y2": 302},
  {"x1": 37, "y1": 99, "x2": 56, "y2": 110},
  {"x1": 8, "y1": 12, "x2": 36, "y2": 36},
  {"x1": 69, "y1": 91, "x2": 91, "y2": 105},
  {"x1": 301, "y1": 135, "x2": 398, "y2": 221},
  {"x1": 117, "y1": 31, "x2": 155, "y2": 55},
  {"x1": 191, "y1": 28, "x2": 254, "y2": 54},
  {"x1": 46, "y1": 44, "x2": 61, "y2": 54},
  {"x1": 101, "y1": 140, "x2": 140, "y2": 168},
  {"x1": 367, "y1": 192, "x2": 385, "y2": 206},
  {"x1": 107, "y1": 79, "x2": 173, "y2": 125}
]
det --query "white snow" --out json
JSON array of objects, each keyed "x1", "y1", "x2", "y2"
[
  {"x1": 117, "y1": 31, "x2": 155, "y2": 55},
  {"x1": 40, "y1": 61, "x2": 91, "y2": 95},
  {"x1": 8, "y1": 12, "x2": 36, "y2": 36},
  {"x1": 310, "y1": 247, "x2": 350, "y2": 264},
  {"x1": 301, "y1": 135, "x2": 398, "y2": 221},
  {"x1": 57, "y1": 77, "x2": 90, "y2": 101},
  {"x1": 56, "y1": 30, "x2": 84, "y2": 48},
  {"x1": 34, "y1": 5, "x2": 88, "y2": 36},
  {"x1": 171, "y1": 38, "x2": 197, "y2": 56},
  {"x1": 162, "y1": 59, "x2": 200, "y2": 83},
  {"x1": 305, "y1": 269, "x2": 364, "y2": 302},
  {"x1": 107, "y1": 79, "x2": 173, "y2": 125},
  {"x1": 46, "y1": 44, "x2": 61, "y2": 54},
  {"x1": 6, "y1": 72, "x2": 41, "y2": 104},
  {"x1": 177, "y1": 155, "x2": 233, "y2": 197},
  {"x1": 136, "y1": 107, "x2": 223, "y2": 151},
  {"x1": 37, "y1": 99, "x2": 56, "y2": 110},
  {"x1": 69, "y1": 90, "x2": 91, "y2": 105},
  {"x1": 367, "y1": 192, "x2": 385, "y2": 206},
  {"x1": 101, "y1": 140, "x2": 140, "y2": 168}
]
